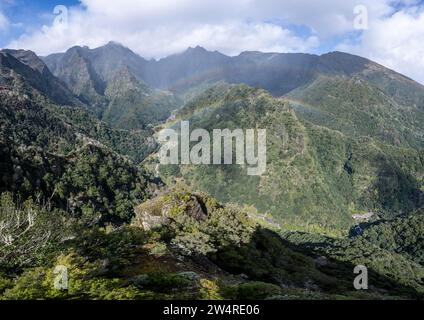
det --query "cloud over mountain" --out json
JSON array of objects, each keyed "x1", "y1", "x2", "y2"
[
  {"x1": 7, "y1": 0, "x2": 321, "y2": 58},
  {"x1": 3, "y1": 0, "x2": 424, "y2": 83},
  {"x1": 338, "y1": 5, "x2": 424, "y2": 84},
  {"x1": 0, "y1": 11, "x2": 9, "y2": 32}
]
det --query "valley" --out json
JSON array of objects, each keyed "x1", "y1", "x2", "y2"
[{"x1": 0, "y1": 43, "x2": 423, "y2": 300}]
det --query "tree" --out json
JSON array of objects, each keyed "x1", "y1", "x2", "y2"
[{"x1": 0, "y1": 193, "x2": 65, "y2": 271}]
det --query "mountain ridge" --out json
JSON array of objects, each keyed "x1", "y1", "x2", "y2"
[
  {"x1": 0, "y1": 49, "x2": 80, "y2": 106},
  {"x1": 1, "y1": 42, "x2": 423, "y2": 300},
  {"x1": 42, "y1": 43, "x2": 424, "y2": 95}
]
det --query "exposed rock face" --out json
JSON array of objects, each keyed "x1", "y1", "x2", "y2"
[
  {"x1": 42, "y1": 46, "x2": 106, "y2": 104},
  {"x1": 185, "y1": 195, "x2": 208, "y2": 221},
  {"x1": 139, "y1": 214, "x2": 167, "y2": 231},
  {"x1": 314, "y1": 256, "x2": 329, "y2": 267},
  {"x1": 44, "y1": 44, "x2": 179, "y2": 129},
  {"x1": 0, "y1": 49, "x2": 79, "y2": 106},
  {"x1": 133, "y1": 193, "x2": 208, "y2": 230},
  {"x1": 43, "y1": 42, "x2": 148, "y2": 91},
  {"x1": 105, "y1": 66, "x2": 150, "y2": 98},
  {"x1": 352, "y1": 212, "x2": 374, "y2": 222},
  {"x1": 133, "y1": 195, "x2": 170, "y2": 230}
]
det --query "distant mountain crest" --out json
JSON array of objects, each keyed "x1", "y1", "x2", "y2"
[
  {"x1": 0, "y1": 49, "x2": 79, "y2": 106},
  {"x1": 40, "y1": 44, "x2": 424, "y2": 136}
]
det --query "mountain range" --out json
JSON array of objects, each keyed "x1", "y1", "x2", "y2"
[
  {"x1": 0, "y1": 42, "x2": 423, "y2": 300},
  {"x1": 43, "y1": 42, "x2": 424, "y2": 147}
]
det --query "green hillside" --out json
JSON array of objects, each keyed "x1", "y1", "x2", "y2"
[
  {"x1": 1, "y1": 45, "x2": 423, "y2": 300},
  {"x1": 102, "y1": 67, "x2": 180, "y2": 130},
  {"x1": 158, "y1": 84, "x2": 423, "y2": 235},
  {"x1": 2, "y1": 190, "x2": 421, "y2": 300}
]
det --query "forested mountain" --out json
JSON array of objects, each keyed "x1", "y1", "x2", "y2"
[
  {"x1": 159, "y1": 83, "x2": 423, "y2": 235},
  {"x1": 0, "y1": 44, "x2": 423, "y2": 300},
  {"x1": 45, "y1": 43, "x2": 424, "y2": 103},
  {"x1": 43, "y1": 43, "x2": 180, "y2": 126},
  {"x1": 0, "y1": 51, "x2": 160, "y2": 226},
  {"x1": 44, "y1": 43, "x2": 424, "y2": 147},
  {"x1": 1, "y1": 49, "x2": 79, "y2": 106},
  {"x1": 102, "y1": 66, "x2": 180, "y2": 130}
]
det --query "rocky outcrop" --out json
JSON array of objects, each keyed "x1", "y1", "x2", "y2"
[{"x1": 133, "y1": 193, "x2": 208, "y2": 230}]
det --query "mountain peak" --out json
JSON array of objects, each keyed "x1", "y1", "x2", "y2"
[
  {"x1": 0, "y1": 48, "x2": 79, "y2": 106},
  {"x1": 105, "y1": 41, "x2": 125, "y2": 47},
  {"x1": 98, "y1": 41, "x2": 133, "y2": 53},
  {"x1": 188, "y1": 45, "x2": 206, "y2": 51},
  {"x1": 67, "y1": 45, "x2": 85, "y2": 52},
  {"x1": 1, "y1": 49, "x2": 47, "y2": 74},
  {"x1": 184, "y1": 46, "x2": 211, "y2": 55}
]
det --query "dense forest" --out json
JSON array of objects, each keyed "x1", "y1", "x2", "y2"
[{"x1": 0, "y1": 45, "x2": 423, "y2": 300}]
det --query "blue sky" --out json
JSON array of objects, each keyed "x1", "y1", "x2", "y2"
[
  {"x1": 0, "y1": 0, "x2": 79, "y2": 47},
  {"x1": 1, "y1": 0, "x2": 423, "y2": 83}
]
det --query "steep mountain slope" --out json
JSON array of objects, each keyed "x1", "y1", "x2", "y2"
[
  {"x1": 43, "y1": 44, "x2": 424, "y2": 137},
  {"x1": 0, "y1": 53, "x2": 160, "y2": 225},
  {"x1": 1, "y1": 44, "x2": 423, "y2": 300},
  {"x1": 158, "y1": 83, "x2": 423, "y2": 235},
  {"x1": 156, "y1": 49, "x2": 424, "y2": 149},
  {"x1": 0, "y1": 49, "x2": 79, "y2": 106},
  {"x1": 287, "y1": 74, "x2": 424, "y2": 149},
  {"x1": 0, "y1": 133, "x2": 157, "y2": 225},
  {"x1": 2, "y1": 190, "x2": 422, "y2": 299},
  {"x1": 44, "y1": 46, "x2": 424, "y2": 150},
  {"x1": 102, "y1": 66, "x2": 179, "y2": 130},
  {"x1": 151, "y1": 49, "x2": 424, "y2": 147},
  {"x1": 141, "y1": 46, "x2": 232, "y2": 89},
  {"x1": 283, "y1": 208, "x2": 424, "y2": 294},
  {"x1": 356, "y1": 210, "x2": 424, "y2": 265},
  {"x1": 42, "y1": 46, "x2": 106, "y2": 106},
  {"x1": 44, "y1": 42, "x2": 148, "y2": 82},
  {"x1": 86, "y1": 45, "x2": 424, "y2": 105},
  {"x1": 318, "y1": 52, "x2": 424, "y2": 111},
  {"x1": 43, "y1": 43, "x2": 180, "y2": 127},
  {"x1": 44, "y1": 45, "x2": 424, "y2": 107}
]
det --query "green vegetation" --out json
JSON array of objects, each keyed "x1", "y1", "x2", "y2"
[
  {"x1": 0, "y1": 193, "x2": 69, "y2": 273},
  {"x1": 288, "y1": 75, "x2": 424, "y2": 149},
  {"x1": 2, "y1": 190, "x2": 420, "y2": 300},
  {"x1": 359, "y1": 210, "x2": 424, "y2": 265},
  {"x1": 159, "y1": 84, "x2": 423, "y2": 235},
  {"x1": 283, "y1": 211, "x2": 424, "y2": 296},
  {"x1": 102, "y1": 67, "x2": 180, "y2": 131},
  {"x1": 1, "y1": 46, "x2": 423, "y2": 300},
  {"x1": 0, "y1": 82, "x2": 161, "y2": 226}
]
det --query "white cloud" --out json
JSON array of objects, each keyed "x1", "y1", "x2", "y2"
[
  {"x1": 4, "y1": 0, "x2": 392, "y2": 56},
  {"x1": 4, "y1": 0, "x2": 424, "y2": 84},
  {"x1": 5, "y1": 0, "x2": 341, "y2": 57},
  {"x1": 338, "y1": 5, "x2": 424, "y2": 84},
  {"x1": 8, "y1": 17, "x2": 319, "y2": 58},
  {"x1": 0, "y1": 11, "x2": 10, "y2": 32}
]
